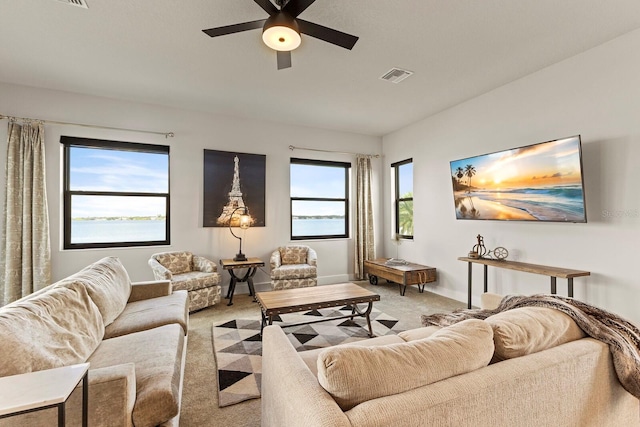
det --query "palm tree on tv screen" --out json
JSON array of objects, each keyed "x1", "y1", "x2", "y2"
[{"x1": 464, "y1": 164, "x2": 476, "y2": 193}]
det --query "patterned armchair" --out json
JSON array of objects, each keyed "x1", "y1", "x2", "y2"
[
  {"x1": 270, "y1": 245, "x2": 318, "y2": 290},
  {"x1": 148, "y1": 251, "x2": 222, "y2": 312}
]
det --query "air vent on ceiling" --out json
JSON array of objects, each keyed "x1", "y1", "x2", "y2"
[
  {"x1": 55, "y1": 0, "x2": 88, "y2": 8},
  {"x1": 380, "y1": 68, "x2": 413, "y2": 84}
]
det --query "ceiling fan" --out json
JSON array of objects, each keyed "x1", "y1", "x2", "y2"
[{"x1": 202, "y1": 0, "x2": 359, "y2": 70}]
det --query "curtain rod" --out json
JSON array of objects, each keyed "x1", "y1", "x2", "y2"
[
  {"x1": 288, "y1": 145, "x2": 380, "y2": 158},
  {"x1": 0, "y1": 114, "x2": 174, "y2": 138}
]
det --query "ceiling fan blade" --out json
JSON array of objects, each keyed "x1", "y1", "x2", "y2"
[
  {"x1": 277, "y1": 51, "x2": 292, "y2": 69},
  {"x1": 282, "y1": 0, "x2": 317, "y2": 18},
  {"x1": 254, "y1": 0, "x2": 279, "y2": 15},
  {"x1": 297, "y1": 19, "x2": 359, "y2": 50},
  {"x1": 203, "y1": 19, "x2": 266, "y2": 38}
]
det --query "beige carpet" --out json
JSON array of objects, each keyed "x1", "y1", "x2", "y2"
[{"x1": 180, "y1": 280, "x2": 466, "y2": 427}]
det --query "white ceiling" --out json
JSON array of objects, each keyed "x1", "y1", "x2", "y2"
[{"x1": 2, "y1": 0, "x2": 640, "y2": 136}]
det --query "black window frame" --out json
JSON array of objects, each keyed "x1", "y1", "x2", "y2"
[
  {"x1": 290, "y1": 158, "x2": 351, "y2": 240},
  {"x1": 62, "y1": 136, "x2": 170, "y2": 250},
  {"x1": 392, "y1": 158, "x2": 414, "y2": 240}
]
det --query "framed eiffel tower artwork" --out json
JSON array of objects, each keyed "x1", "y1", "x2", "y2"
[{"x1": 203, "y1": 149, "x2": 266, "y2": 227}]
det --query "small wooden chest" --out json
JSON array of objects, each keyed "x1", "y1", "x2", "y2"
[{"x1": 364, "y1": 258, "x2": 437, "y2": 295}]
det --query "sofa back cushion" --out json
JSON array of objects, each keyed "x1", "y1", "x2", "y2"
[
  {"x1": 65, "y1": 256, "x2": 132, "y2": 326},
  {"x1": 0, "y1": 281, "x2": 104, "y2": 377},
  {"x1": 153, "y1": 251, "x2": 193, "y2": 275},
  {"x1": 486, "y1": 306, "x2": 586, "y2": 362},
  {"x1": 317, "y1": 319, "x2": 494, "y2": 411},
  {"x1": 279, "y1": 246, "x2": 309, "y2": 265}
]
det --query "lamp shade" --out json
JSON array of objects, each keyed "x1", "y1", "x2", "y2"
[
  {"x1": 239, "y1": 211, "x2": 251, "y2": 229},
  {"x1": 262, "y1": 12, "x2": 301, "y2": 51}
]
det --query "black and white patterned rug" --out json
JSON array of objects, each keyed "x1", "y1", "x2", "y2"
[{"x1": 212, "y1": 306, "x2": 402, "y2": 407}]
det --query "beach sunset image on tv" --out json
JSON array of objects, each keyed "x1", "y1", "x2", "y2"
[{"x1": 450, "y1": 136, "x2": 587, "y2": 222}]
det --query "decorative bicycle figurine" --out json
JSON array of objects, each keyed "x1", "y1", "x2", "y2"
[{"x1": 488, "y1": 246, "x2": 509, "y2": 261}]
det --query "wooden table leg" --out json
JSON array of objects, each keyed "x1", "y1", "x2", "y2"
[
  {"x1": 226, "y1": 274, "x2": 238, "y2": 306},
  {"x1": 57, "y1": 403, "x2": 65, "y2": 427},
  {"x1": 363, "y1": 302, "x2": 374, "y2": 337},
  {"x1": 567, "y1": 278, "x2": 574, "y2": 297},
  {"x1": 467, "y1": 262, "x2": 472, "y2": 309},
  {"x1": 483, "y1": 265, "x2": 488, "y2": 293},
  {"x1": 550, "y1": 276, "x2": 557, "y2": 294},
  {"x1": 82, "y1": 372, "x2": 88, "y2": 427}
]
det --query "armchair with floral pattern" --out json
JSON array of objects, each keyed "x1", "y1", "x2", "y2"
[
  {"x1": 270, "y1": 245, "x2": 318, "y2": 290},
  {"x1": 149, "y1": 251, "x2": 221, "y2": 312}
]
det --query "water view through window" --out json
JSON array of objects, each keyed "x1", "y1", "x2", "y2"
[
  {"x1": 63, "y1": 137, "x2": 170, "y2": 249},
  {"x1": 290, "y1": 159, "x2": 350, "y2": 239}
]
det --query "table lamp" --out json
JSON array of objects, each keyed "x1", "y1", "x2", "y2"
[{"x1": 229, "y1": 206, "x2": 251, "y2": 261}]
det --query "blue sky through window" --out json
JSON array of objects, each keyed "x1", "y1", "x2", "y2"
[
  {"x1": 70, "y1": 147, "x2": 168, "y2": 218},
  {"x1": 290, "y1": 163, "x2": 347, "y2": 216},
  {"x1": 398, "y1": 162, "x2": 413, "y2": 197}
]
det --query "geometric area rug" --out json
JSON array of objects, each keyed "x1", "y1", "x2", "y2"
[{"x1": 212, "y1": 306, "x2": 402, "y2": 407}]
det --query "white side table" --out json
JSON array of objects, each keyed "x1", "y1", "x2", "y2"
[{"x1": 0, "y1": 363, "x2": 89, "y2": 426}]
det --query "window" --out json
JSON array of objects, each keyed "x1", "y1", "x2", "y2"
[
  {"x1": 392, "y1": 159, "x2": 413, "y2": 239},
  {"x1": 62, "y1": 136, "x2": 170, "y2": 249},
  {"x1": 290, "y1": 158, "x2": 350, "y2": 240}
]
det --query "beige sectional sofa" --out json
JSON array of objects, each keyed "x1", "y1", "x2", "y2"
[
  {"x1": 0, "y1": 256, "x2": 189, "y2": 427},
  {"x1": 262, "y1": 304, "x2": 640, "y2": 427}
]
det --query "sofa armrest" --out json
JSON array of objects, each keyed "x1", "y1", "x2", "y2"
[
  {"x1": 82, "y1": 364, "x2": 136, "y2": 427},
  {"x1": 262, "y1": 326, "x2": 350, "y2": 427},
  {"x1": 129, "y1": 280, "x2": 172, "y2": 302},
  {"x1": 148, "y1": 258, "x2": 172, "y2": 280},
  {"x1": 270, "y1": 250, "x2": 282, "y2": 270},
  {"x1": 307, "y1": 247, "x2": 318, "y2": 267},
  {"x1": 193, "y1": 255, "x2": 218, "y2": 273}
]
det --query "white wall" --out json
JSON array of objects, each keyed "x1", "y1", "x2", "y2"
[
  {"x1": 382, "y1": 29, "x2": 640, "y2": 323},
  {"x1": 0, "y1": 82, "x2": 382, "y2": 296}
]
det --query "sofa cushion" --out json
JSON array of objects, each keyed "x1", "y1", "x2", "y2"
[
  {"x1": 299, "y1": 334, "x2": 405, "y2": 377},
  {"x1": 171, "y1": 271, "x2": 221, "y2": 291},
  {"x1": 104, "y1": 290, "x2": 189, "y2": 339},
  {"x1": 398, "y1": 325, "x2": 442, "y2": 342},
  {"x1": 317, "y1": 319, "x2": 494, "y2": 411},
  {"x1": 0, "y1": 281, "x2": 104, "y2": 377},
  {"x1": 279, "y1": 246, "x2": 308, "y2": 265},
  {"x1": 64, "y1": 256, "x2": 132, "y2": 326},
  {"x1": 270, "y1": 264, "x2": 317, "y2": 280},
  {"x1": 153, "y1": 251, "x2": 193, "y2": 275},
  {"x1": 88, "y1": 324, "x2": 184, "y2": 427},
  {"x1": 486, "y1": 306, "x2": 586, "y2": 362}
]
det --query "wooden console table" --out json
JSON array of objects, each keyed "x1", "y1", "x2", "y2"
[
  {"x1": 459, "y1": 257, "x2": 590, "y2": 309},
  {"x1": 364, "y1": 258, "x2": 436, "y2": 296}
]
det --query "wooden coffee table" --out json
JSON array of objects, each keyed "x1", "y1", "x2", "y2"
[{"x1": 255, "y1": 283, "x2": 380, "y2": 337}]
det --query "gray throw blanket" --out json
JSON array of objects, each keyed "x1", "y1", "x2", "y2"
[{"x1": 421, "y1": 294, "x2": 640, "y2": 399}]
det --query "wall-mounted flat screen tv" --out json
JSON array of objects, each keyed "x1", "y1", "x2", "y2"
[{"x1": 450, "y1": 135, "x2": 587, "y2": 222}]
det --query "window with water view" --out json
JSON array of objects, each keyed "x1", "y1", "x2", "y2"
[
  {"x1": 62, "y1": 136, "x2": 170, "y2": 249},
  {"x1": 290, "y1": 158, "x2": 350, "y2": 240},
  {"x1": 393, "y1": 159, "x2": 413, "y2": 238}
]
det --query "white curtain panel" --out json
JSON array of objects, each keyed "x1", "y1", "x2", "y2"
[
  {"x1": 354, "y1": 155, "x2": 375, "y2": 279},
  {"x1": 0, "y1": 121, "x2": 51, "y2": 305}
]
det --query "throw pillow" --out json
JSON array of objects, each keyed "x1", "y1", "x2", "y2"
[
  {"x1": 317, "y1": 319, "x2": 494, "y2": 411},
  {"x1": 280, "y1": 246, "x2": 308, "y2": 264},
  {"x1": 486, "y1": 306, "x2": 586, "y2": 362}
]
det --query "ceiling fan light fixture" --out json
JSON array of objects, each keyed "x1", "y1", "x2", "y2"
[{"x1": 262, "y1": 12, "x2": 301, "y2": 51}]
